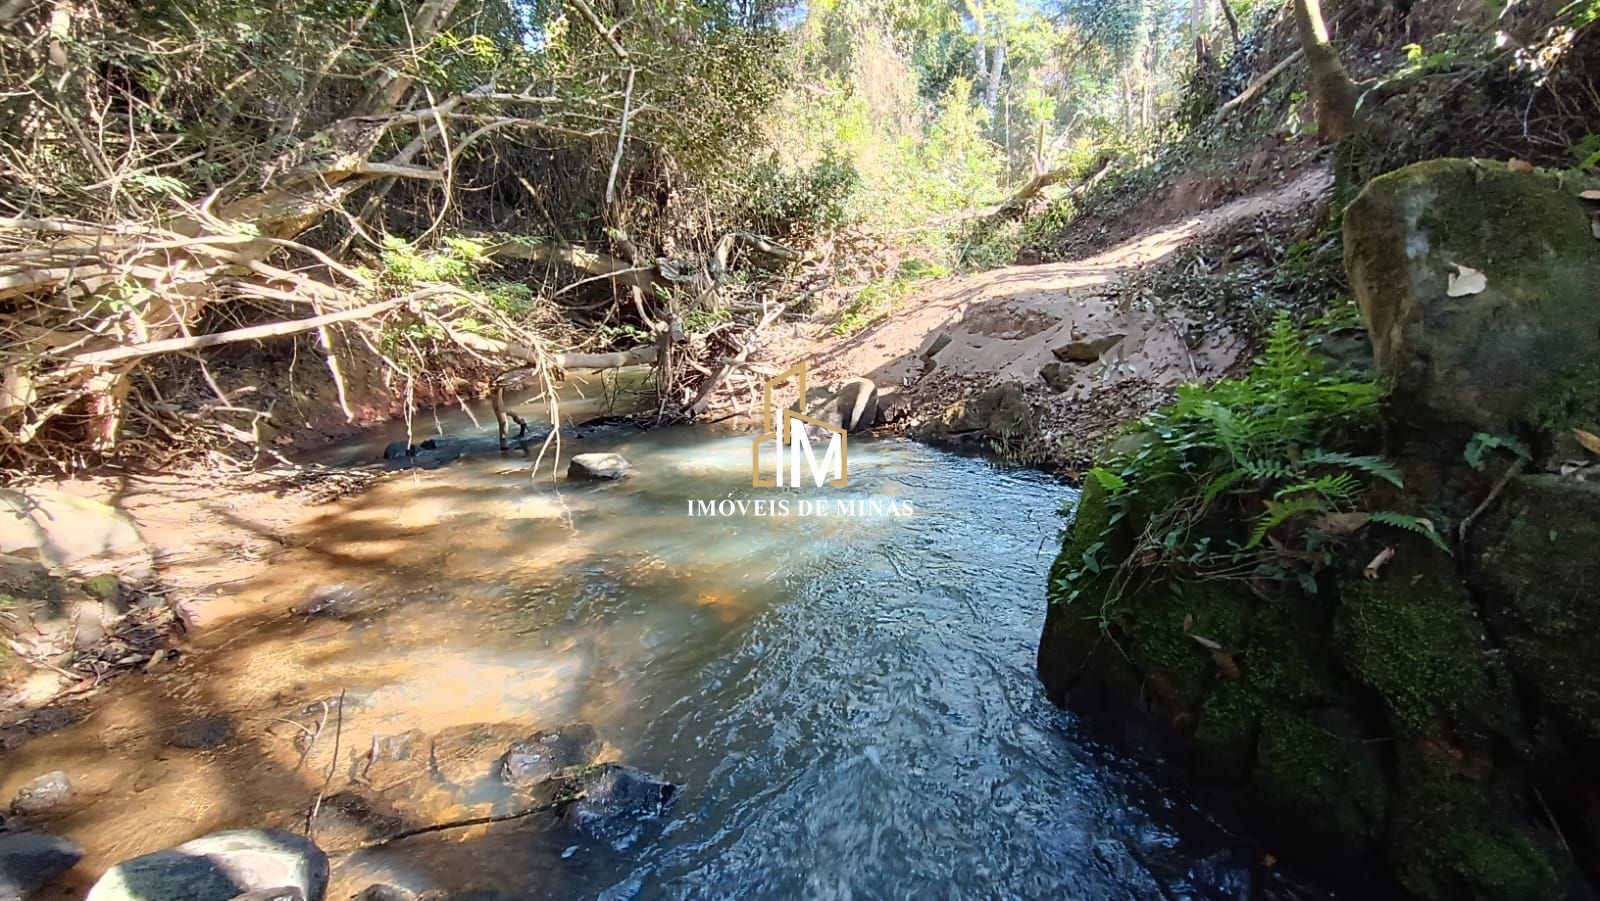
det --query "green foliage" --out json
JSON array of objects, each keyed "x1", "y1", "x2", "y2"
[
  {"x1": 1569, "y1": 133, "x2": 1600, "y2": 170},
  {"x1": 1463, "y1": 432, "x2": 1532, "y2": 470},
  {"x1": 1056, "y1": 313, "x2": 1406, "y2": 604},
  {"x1": 379, "y1": 236, "x2": 483, "y2": 286},
  {"x1": 738, "y1": 151, "x2": 862, "y2": 241},
  {"x1": 832, "y1": 258, "x2": 949, "y2": 336}
]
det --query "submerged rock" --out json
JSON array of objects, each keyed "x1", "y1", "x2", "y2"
[
  {"x1": 359, "y1": 729, "x2": 431, "y2": 792},
  {"x1": 567, "y1": 453, "x2": 630, "y2": 481},
  {"x1": 0, "y1": 830, "x2": 82, "y2": 899},
  {"x1": 168, "y1": 715, "x2": 233, "y2": 750},
  {"x1": 428, "y1": 723, "x2": 528, "y2": 789},
  {"x1": 1345, "y1": 159, "x2": 1600, "y2": 451},
  {"x1": 10, "y1": 771, "x2": 71, "y2": 815},
  {"x1": 561, "y1": 765, "x2": 680, "y2": 841},
  {"x1": 381, "y1": 437, "x2": 464, "y2": 471},
  {"x1": 85, "y1": 829, "x2": 327, "y2": 901},
  {"x1": 499, "y1": 723, "x2": 601, "y2": 788}
]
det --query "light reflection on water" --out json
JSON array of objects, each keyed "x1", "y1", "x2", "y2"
[{"x1": 4, "y1": 415, "x2": 1290, "y2": 899}]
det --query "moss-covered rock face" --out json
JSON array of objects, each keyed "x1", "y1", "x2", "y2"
[
  {"x1": 1471, "y1": 475, "x2": 1600, "y2": 753},
  {"x1": 1389, "y1": 749, "x2": 1566, "y2": 901},
  {"x1": 1040, "y1": 157, "x2": 1600, "y2": 899},
  {"x1": 1039, "y1": 486, "x2": 1573, "y2": 896},
  {"x1": 1335, "y1": 538, "x2": 1524, "y2": 745},
  {"x1": 1344, "y1": 159, "x2": 1600, "y2": 446}
]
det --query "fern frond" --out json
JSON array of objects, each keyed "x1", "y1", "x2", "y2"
[
  {"x1": 1247, "y1": 495, "x2": 1329, "y2": 548},
  {"x1": 1302, "y1": 450, "x2": 1404, "y2": 487},
  {"x1": 1369, "y1": 511, "x2": 1450, "y2": 551}
]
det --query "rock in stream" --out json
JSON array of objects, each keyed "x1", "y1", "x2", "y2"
[
  {"x1": 0, "y1": 830, "x2": 83, "y2": 900},
  {"x1": 85, "y1": 828, "x2": 327, "y2": 901}
]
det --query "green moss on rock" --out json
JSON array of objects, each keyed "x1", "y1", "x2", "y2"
[
  {"x1": 1344, "y1": 159, "x2": 1600, "y2": 442},
  {"x1": 80, "y1": 573, "x2": 121, "y2": 602},
  {"x1": 1335, "y1": 540, "x2": 1521, "y2": 742},
  {"x1": 1389, "y1": 751, "x2": 1564, "y2": 901},
  {"x1": 1194, "y1": 682, "x2": 1263, "y2": 782},
  {"x1": 1472, "y1": 475, "x2": 1600, "y2": 752},
  {"x1": 1254, "y1": 707, "x2": 1387, "y2": 841}
]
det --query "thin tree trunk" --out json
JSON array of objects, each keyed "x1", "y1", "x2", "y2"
[
  {"x1": 1292, "y1": 0, "x2": 1362, "y2": 140},
  {"x1": 1218, "y1": 0, "x2": 1240, "y2": 44},
  {"x1": 985, "y1": 41, "x2": 1006, "y2": 111}
]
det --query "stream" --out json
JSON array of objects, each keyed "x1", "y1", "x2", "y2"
[{"x1": 5, "y1": 410, "x2": 1306, "y2": 899}]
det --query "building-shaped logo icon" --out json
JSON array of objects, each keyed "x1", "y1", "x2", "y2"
[{"x1": 751, "y1": 363, "x2": 848, "y2": 488}]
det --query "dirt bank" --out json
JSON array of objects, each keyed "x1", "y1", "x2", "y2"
[{"x1": 772, "y1": 165, "x2": 1334, "y2": 468}]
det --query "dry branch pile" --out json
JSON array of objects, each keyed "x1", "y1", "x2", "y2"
[{"x1": 0, "y1": 0, "x2": 807, "y2": 474}]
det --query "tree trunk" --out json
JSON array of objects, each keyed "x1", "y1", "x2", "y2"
[
  {"x1": 985, "y1": 41, "x2": 1006, "y2": 111},
  {"x1": 1218, "y1": 0, "x2": 1240, "y2": 44},
  {"x1": 1292, "y1": 0, "x2": 1362, "y2": 140}
]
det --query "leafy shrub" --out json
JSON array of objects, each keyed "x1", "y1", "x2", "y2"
[
  {"x1": 832, "y1": 257, "x2": 949, "y2": 336},
  {"x1": 1058, "y1": 313, "x2": 1441, "y2": 606},
  {"x1": 738, "y1": 151, "x2": 861, "y2": 241}
]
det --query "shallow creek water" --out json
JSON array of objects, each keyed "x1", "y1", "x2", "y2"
[{"x1": 4, "y1": 411, "x2": 1299, "y2": 899}]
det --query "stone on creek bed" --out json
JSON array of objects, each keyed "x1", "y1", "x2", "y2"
[
  {"x1": 0, "y1": 830, "x2": 83, "y2": 900},
  {"x1": 84, "y1": 828, "x2": 327, "y2": 901},
  {"x1": 562, "y1": 764, "x2": 681, "y2": 841},
  {"x1": 10, "y1": 770, "x2": 71, "y2": 815},
  {"x1": 167, "y1": 715, "x2": 234, "y2": 750},
  {"x1": 499, "y1": 723, "x2": 601, "y2": 787},
  {"x1": 567, "y1": 453, "x2": 630, "y2": 481},
  {"x1": 380, "y1": 437, "x2": 463, "y2": 471}
]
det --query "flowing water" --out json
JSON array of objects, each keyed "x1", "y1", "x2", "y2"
[{"x1": 3, "y1": 412, "x2": 1295, "y2": 900}]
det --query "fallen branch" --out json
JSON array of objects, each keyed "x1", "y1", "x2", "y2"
[
  {"x1": 482, "y1": 239, "x2": 664, "y2": 296},
  {"x1": 1210, "y1": 50, "x2": 1304, "y2": 123},
  {"x1": 446, "y1": 328, "x2": 657, "y2": 371},
  {"x1": 1459, "y1": 457, "x2": 1528, "y2": 543},
  {"x1": 57, "y1": 299, "x2": 405, "y2": 368}
]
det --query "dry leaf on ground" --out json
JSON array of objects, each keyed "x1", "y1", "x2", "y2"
[
  {"x1": 1574, "y1": 428, "x2": 1600, "y2": 456},
  {"x1": 1447, "y1": 263, "x2": 1487, "y2": 297}
]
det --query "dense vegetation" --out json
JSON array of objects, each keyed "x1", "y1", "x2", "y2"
[{"x1": 0, "y1": 0, "x2": 1303, "y2": 473}]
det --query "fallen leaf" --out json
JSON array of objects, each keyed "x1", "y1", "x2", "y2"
[
  {"x1": 1447, "y1": 263, "x2": 1487, "y2": 297},
  {"x1": 1189, "y1": 633, "x2": 1224, "y2": 651},
  {"x1": 1364, "y1": 546, "x2": 1396, "y2": 580},
  {"x1": 1575, "y1": 428, "x2": 1600, "y2": 456},
  {"x1": 1581, "y1": 189, "x2": 1600, "y2": 201},
  {"x1": 1507, "y1": 158, "x2": 1533, "y2": 173},
  {"x1": 1210, "y1": 650, "x2": 1242, "y2": 681}
]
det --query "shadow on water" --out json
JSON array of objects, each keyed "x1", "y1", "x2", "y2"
[{"x1": 3, "y1": 411, "x2": 1334, "y2": 900}]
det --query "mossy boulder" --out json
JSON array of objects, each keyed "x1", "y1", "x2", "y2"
[
  {"x1": 1388, "y1": 748, "x2": 1567, "y2": 901},
  {"x1": 1344, "y1": 159, "x2": 1600, "y2": 450},
  {"x1": 1039, "y1": 489, "x2": 1576, "y2": 897}
]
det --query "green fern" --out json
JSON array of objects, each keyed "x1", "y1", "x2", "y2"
[
  {"x1": 1369, "y1": 511, "x2": 1450, "y2": 551},
  {"x1": 1300, "y1": 450, "x2": 1403, "y2": 487},
  {"x1": 1060, "y1": 310, "x2": 1404, "y2": 598}
]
